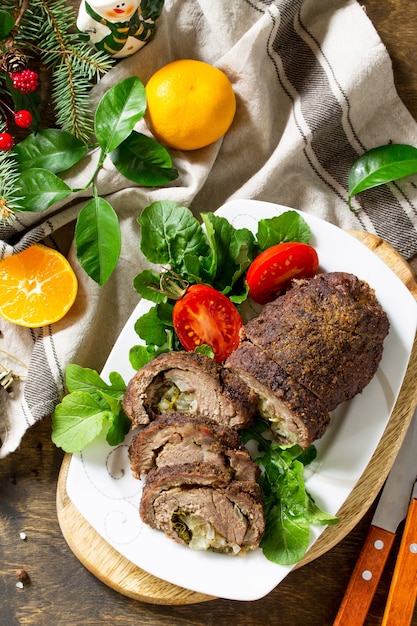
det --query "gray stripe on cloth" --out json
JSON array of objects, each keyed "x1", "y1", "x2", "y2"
[
  {"x1": 23, "y1": 326, "x2": 64, "y2": 420},
  {"x1": 261, "y1": 0, "x2": 417, "y2": 259},
  {"x1": 0, "y1": 224, "x2": 48, "y2": 259}
]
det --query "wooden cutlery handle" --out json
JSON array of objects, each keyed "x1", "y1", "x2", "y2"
[
  {"x1": 382, "y1": 497, "x2": 417, "y2": 626},
  {"x1": 333, "y1": 525, "x2": 395, "y2": 626}
]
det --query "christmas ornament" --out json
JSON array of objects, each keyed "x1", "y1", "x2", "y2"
[{"x1": 77, "y1": 0, "x2": 164, "y2": 58}]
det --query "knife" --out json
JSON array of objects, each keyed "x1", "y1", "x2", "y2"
[
  {"x1": 333, "y1": 406, "x2": 417, "y2": 626},
  {"x1": 381, "y1": 479, "x2": 417, "y2": 626}
]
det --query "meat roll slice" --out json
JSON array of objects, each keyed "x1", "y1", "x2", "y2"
[
  {"x1": 243, "y1": 272, "x2": 389, "y2": 410},
  {"x1": 225, "y1": 341, "x2": 330, "y2": 449},
  {"x1": 140, "y1": 464, "x2": 265, "y2": 554},
  {"x1": 123, "y1": 351, "x2": 257, "y2": 429},
  {"x1": 128, "y1": 413, "x2": 260, "y2": 482}
]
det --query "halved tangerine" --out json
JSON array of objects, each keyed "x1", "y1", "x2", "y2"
[{"x1": 0, "y1": 243, "x2": 78, "y2": 327}]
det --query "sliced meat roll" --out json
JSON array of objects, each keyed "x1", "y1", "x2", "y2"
[
  {"x1": 128, "y1": 413, "x2": 260, "y2": 482},
  {"x1": 123, "y1": 351, "x2": 257, "y2": 429},
  {"x1": 242, "y1": 272, "x2": 389, "y2": 411},
  {"x1": 226, "y1": 341, "x2": 330, "y2": 449},
  {"x1": 140, "y1": 464, "x2": 265, "y2": 554}
]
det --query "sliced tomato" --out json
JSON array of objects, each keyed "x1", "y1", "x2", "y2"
[
  {"x1": 172, "y1": 284, "x2": 242, "y2": 362},
  {"x1": 246, "y1": 242, "x2": 319, "y2": 305}
]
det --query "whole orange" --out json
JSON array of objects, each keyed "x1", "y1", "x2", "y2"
[{"x1": 145, "y1": 59, "x2": 236, "y2": 151}]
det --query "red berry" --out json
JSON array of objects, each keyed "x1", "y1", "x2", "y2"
[
  {"x1": 0, "y1": 132, "x2": 14, "y2": 151},
  {"x1": 10, "y1": 69, "x2": 39, "y2": 94},
  {"x1": 14, "y1": 109, "x2": 33, "y2": 128}
]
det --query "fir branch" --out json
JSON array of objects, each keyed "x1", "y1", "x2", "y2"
[
  {"x1": 5, "y1": 0, "x2": 115, "y2": 141},
  {"x1": 0, "y1": 151, "x2": 23, "y2": 222},
  {"x1": 52, "y1": 69, "x2": 96, "y2": 140},
  {"x1": 37, "y1": 0, "x2": 114, "y2": 141}
]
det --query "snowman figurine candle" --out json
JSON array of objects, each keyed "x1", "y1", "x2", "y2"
[{"x1": 77, "y1": 0, "x2": 164, "y2": 58}]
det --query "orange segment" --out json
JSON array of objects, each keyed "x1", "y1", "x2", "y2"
[{"x1": 0, "y1": 243, "x2": 78, "y2": 327}]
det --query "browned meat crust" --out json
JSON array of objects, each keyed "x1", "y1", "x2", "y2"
[
  {"x1": 140, "y1": 464, "x2": 265, "y2": 552},
  {"x1": 244, "y1": 272, "x2": 389, "y2": 340},
  {"x1": 226, "y1": 341, "x2": 330, "y2": 448},
  {"x1": 122, "y1": 351, "x2": 257, "y2": 429},
  {"x1": 128, "y1": 413, "x2": 260, "y2": 482},
  {"x1": 241, "y1": 272, "x2": 389, "y2": 411}
]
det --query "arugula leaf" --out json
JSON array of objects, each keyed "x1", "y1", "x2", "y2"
[
  {"x1": 108, "y1": 370, "x2": 127, "y2": 391},
  {"x1": 133, "y1": 269, "x2": 167, "y2": 303},
  {"x1": 137, "y1": 201, "x2": 211, "y2": 271},
  {"x1": 202, "y1": 213, "x2": 257, "y2": 291},
  {"x1": 51, "y1": 365, "x2": 129, "y2": 452},
  {"x1": 129, "y1": 344, "x2": 158, "y2": 369},
  {"x1": 261, "y1": 466, "x2": 311, "y2": 565},
  {"x1": 134, "y1": 304, "x2": 174, "y2": 347},
  {"x1": 258, "y1": 445, "x2": 338, "y2": 565},
  {"x1": 52, "y1": 391, "x2": 112, "y2": 453},
  {"x1": 65, "y1": 364, "x2": 121, "y2": 394},
  {"x1": 105, "y1": 409, "x2": 132, "y2": 446},
  {"x1": 194, "y1": 344, "x2": 215, "y2": 358},
  {"x1": 256, "y1": 210, "x2": 311, "y2": 250},
  {"x1": 201, "y1": 213, "x2": 234, "y2": 281},
  {"x1": 242, "y1": 421, "x2": 338, "y2": 565}
]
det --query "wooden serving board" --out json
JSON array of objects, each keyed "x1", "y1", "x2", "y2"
[{"x1": 56, "y1": 231, "x2": 417, "y2": 605}]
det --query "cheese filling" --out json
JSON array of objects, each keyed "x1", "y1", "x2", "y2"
[
  {"x1": 172, "y1": 509, "x2": 242, "y2": 554},
  {"x1": 154, "y1": 382, "x2": 198, "y2": 414},
  {"x1": 258, "y1": 396, "x2": 298, "y2": 444}
]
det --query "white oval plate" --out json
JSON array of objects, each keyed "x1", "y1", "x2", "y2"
[{"x1": 66, "y1": 199, "x2": 417, "y2": 601}]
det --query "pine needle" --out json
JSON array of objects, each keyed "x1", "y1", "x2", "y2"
[
  {"x1": 7, "y1": 0, "x2": 115, "y2": 142},
  {"x1": 0, "y1": 152, "x2": 23, "y2": 223}
]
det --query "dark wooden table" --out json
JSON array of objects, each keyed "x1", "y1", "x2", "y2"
[{"x1": 2, "y1": 2, "x2": 417, "y2": 624}]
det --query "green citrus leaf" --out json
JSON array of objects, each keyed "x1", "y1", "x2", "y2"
[
  {"x1": 18, "y1": 168, "x2": 72, "y2": 211},
  {"x1": 0, "y1": 10, "x2": 14, "y2": 37},
  {"x1": 95, "y1": 76, "x2": 147, "y2": 153},
  {"x1": 14, "y1": 129, "x2": 88, "y2": 173},
  {"x1": 348, "y1": 144, "x2": 417, "y2": 207},
  {"x1": 110, "y1": 131, "x2": 178, "y2": 186},
  {"x1": 75, "y1": 196, "x2": 121, "y2": 285}
]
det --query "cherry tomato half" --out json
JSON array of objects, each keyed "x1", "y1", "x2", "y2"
[
  {"x1": 172, "y1": 284, "x2": 242, "y2": 362},
  {"x1": 246, "y1": 242, "x2": 319, "y2": 305}
]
